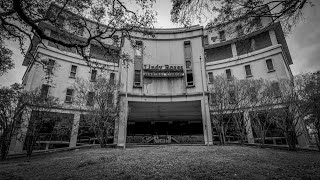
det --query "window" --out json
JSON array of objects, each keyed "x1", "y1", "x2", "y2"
[
  {"x1": 208, "y1": 72, "x2": 213, "y2": 84},
  {"x1": 65, "y1": 89, "x2": 74, "y2": 103},
  {"x1": 203, "y1": 35, "x2": 209, "y2": 45},
  {"x1": 226, "y1": 69, "x2": 232, "y2": 80},
  {"x1": 266, "y1": 59, "x2": 275, "y2": 72},
  {"x1": 244, "y1": 65, "x2": 252, "y2": 77},
  {"x1": 87, "y1": 92, "x2": 95, "y2": 106},
  {"x1": 109, "y1": 73, "x2": 115, "y2": 84},
  {"x1": 187, "y1": 72, "x2": 194, "y2": 86},
  {"x1": 184, "y1": 41, "x2": 192, "y2": 60},
  {"x1": 236, "y1": 25, "x2": 244, "y2": 36},
  {"x1": 219, "y1": 31, "x2": 226, "y2": 41},
  {"x1": 135, "y1": 41, "x2": 143, "y2": 56},
  {"x1": 229, "y1": 91, "x2": 236, "y2": 104},
  {"x1": 134, "y1": 70, "x2": 141, "y2": 86},
  {"x1": 41, "y1": 84, "x2": 50, "y2": 98},
  {"x1": 70, "y1": 65, "x2": 77, "y2": 78},
  {"x1": 271, "y1": 82, "x2": 281, "y2": 98},
  {"x1": 46, "y1": 59, "x2": 55, "y2": 75},
  {"x1": 91, "y1": 69, "x2": 97, "y2": 82}
]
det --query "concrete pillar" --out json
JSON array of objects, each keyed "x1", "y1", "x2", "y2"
[
  {"x1": 269, "y1": 30, "x2": 278, "y2": 46},
  {"x1": 231, "y1": 43, "x2": 237, "y2": 57},
  {"x1": 201, "y1": 98, "x2": 213, "y2": 145},
  {"x1": 244, "y1": 110, "x2": 254, "y2": 144},
  {"x1": 117, "y1": 97, "x2": 128, "y2": 147},
  {"x1": 9, "y1": 108, "x2": 32, "y2": 154},
  {"x1": 69, "y1": 113, "x2": 80, "y2": 147}
]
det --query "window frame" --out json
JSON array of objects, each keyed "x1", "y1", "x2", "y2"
[
  {"x1": 226, "y1": 69, "x2": 232, "y2": 81},
  {"x1": 65, "y1": 88, "x2": 74, "y2": 103},
  {"x1": 244, "y1": 64, "x2": 253, "y2": 78},
  {"x1": 265, "y1": 59, "x2": 275, "y2": 72},
  {"x1": 90, "y1": 69, "x2": 97, "y2": 82},
  {"x1": 208, "y1": 72, "x2": 213, "y2": 84},
  {"x1": 219, "y1": 30, "x2": 226, "y2": 42},
  {"x1": 69, "y1": 65, "x2": 78, "y2": 78},
  {"x1": 134, "y1": 70, "x2": 142, "y2": 87},
  {"x1": 46, "y1": 59, "x2": 55, "y2": 75},
  {"x1": 86, "y1": 92, "x2": 95, "y2": 106},
  {"x1": 41, "y1": 84, "x2": 50, "y2": 98}
]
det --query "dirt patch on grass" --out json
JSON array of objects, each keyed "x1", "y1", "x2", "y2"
[{"x1": 0, "y1": 145, "x2": 320, "y2": 179}]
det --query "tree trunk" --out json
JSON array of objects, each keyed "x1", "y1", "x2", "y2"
[
  {"x1": 0, "y1": 133, "x2": 10, "y2": 160},
  {"x1": 316, "y1": 128, "x2": 320, "y2": 151},
  {"x1": 285, "y1": 131, "x2": 297, "y2": 151}
]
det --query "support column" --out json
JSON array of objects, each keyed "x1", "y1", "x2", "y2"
[
  {"x1": 9, "y1": 108, "x2": 32, "y2": 154},
  {"x1": 244, "y1": 110, "x2": 254, "y2": 144},
  {"x1": 269, "y1": 30, "x2": 278, "y2": 45},
  {"x1": 231, "y1": 43, "x2": 237, "y2": 57},
  {"x1": 201, "y1": 98, "x2": 213, "y2": 145},
  {"x1": 117, "y1": 97, "x2": 128, "y2": 147},
  {"x1": 69, "y1": 113, "x2": 80, "y2": 147}
]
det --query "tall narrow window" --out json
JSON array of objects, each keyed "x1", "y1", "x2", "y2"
[
  {"x1": 208, "y1": 72, "x2": 213, "y2": 84},
  {"x1": 203, "y1": 35, "x2": 209, "y2": 45},
  {"x1": 41, "y1": 84, "x2": 50, "y2": 98},
  {"x1": 236, "y1": 25, "x2": 244, "y2": 36},
  {"x1": 65, "y1": 89, "x2": 74, "y2": 103},
  {"x1": 219, "y1": 31, "x2": 226, "y2": 41},
  {"x1": 70, "y1": 65, "x2": 77, "y2": 78},
  {"x1": 135, "y1": 41, "x2": 143, "y2": 57},
  {"x1": 109, "y1": 73, "x2": 115, "y2": 84},
  {"x1": 187, "y1": 72, "x2": 194, "y2": 86},
  {"x1": 47, "y1": 59, "x2": 55, "y2": 75},
  {"x1": 87, "y1": 92, "x2": 95, "y2": 106},
  {"x1": 91, "y1": 69, "x2": 97, "y2": 82},
  {"x1": 134, "y1": 70, "x2": 141, "y2": 86},
  {"x1": 266, "y1": 59, "x2": 275, "y2": 72},
  {"x1": 226, "y1": 69, "x2": 232, "y2": 80},
  {"x1": 244, "y1": 65, "x2": 252, "y2": 77}
]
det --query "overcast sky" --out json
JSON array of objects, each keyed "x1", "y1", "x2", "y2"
[{"x1": 0, "y1": 0, "x2": 319, "y2": 87}]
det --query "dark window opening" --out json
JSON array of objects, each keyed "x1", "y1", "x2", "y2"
[
  {"x1": 70, "y1": 65, "x2": 77, "y2": 78},
  {"x1": 87, "y1": 92, "x2": 95, "y2": 106},
  {"x1": 245, "y1": 65, "x2": 252, "y2": 77},
  {"x1": 109, "y1": 73, "x2": 115, "y2": 85},
  {"x1": 187, "y1": 72, "x2": 194, "y2": 86},
  {"x1": 135, "y1": 41, "x2": 143, "y2": 57},
  {"x1": 107, "y1": 93, "x2": 113, "y2": 105},
  {"x1": 266, "y1": 59, "x2": 274, "y2": 72},
  {"x1": 91, "y1": 69, "x2": 97, "y2": 82},
  {"x1": 208, "y1": 72, "x2": 213, "y2": 83},
  {"x1": 41, "y1": 84, "x2": 50, "y2": 98},
  {"x1": 254, "y1": 17, "x2": 263, "y2": 28},
  {"x1": 65, "y1": 89, "x2": 74, "y2": 103},
  {"x1": 219, "y1": 31, "x2": 226, "y2": 41},
  {"x1": 203, "y1": 36, "x2": 209, "y2": 45},
  {"x1": 46, "y1": 59, "x2": 55, "y2": 75},
  {"x1": 210, "y1": 93, "x2": 217, "y2": 105},
  {"x1": 205, "y1": 44, "x2": 233, "y2": 62},
  {"x1": 226, "y1": 69, "x2": 232, "y2": 80},
  {"x1": 229, "y1": 91, "x2": 236, "y2": 104},
  {"x1": 134, "y1": 70, "x2": 141, "y2": 86}
]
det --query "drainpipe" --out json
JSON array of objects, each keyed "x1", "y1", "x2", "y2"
[{"x1": 200, "y1": 56, "x2": 210, "y2": 146}]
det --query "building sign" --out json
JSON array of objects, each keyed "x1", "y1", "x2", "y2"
[{"x1": 143, "y1": 64, "x2": 184, "y2": 78}]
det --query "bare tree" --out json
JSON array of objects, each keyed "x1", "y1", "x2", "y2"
[
  {"x1": 0, "y1": 0, "x2": 157, "y2": 68},
  {"x1": 170, "y1": 0, "x2": 314, "y2": 33},
  {"x1": 0, "y1": 39, "x2": 14, "y2": 76},
  {"x1": 73, "y1": 74, "x2": 120, "y2": 148}
]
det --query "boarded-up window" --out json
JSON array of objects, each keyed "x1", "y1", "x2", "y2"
[{"x1": 205, "y1": 44, "x2": 233, "y2": 62}]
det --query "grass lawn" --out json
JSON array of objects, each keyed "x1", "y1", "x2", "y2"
[{"x1": 0, "y1": 145, "x2": 319, "y2": 180}]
